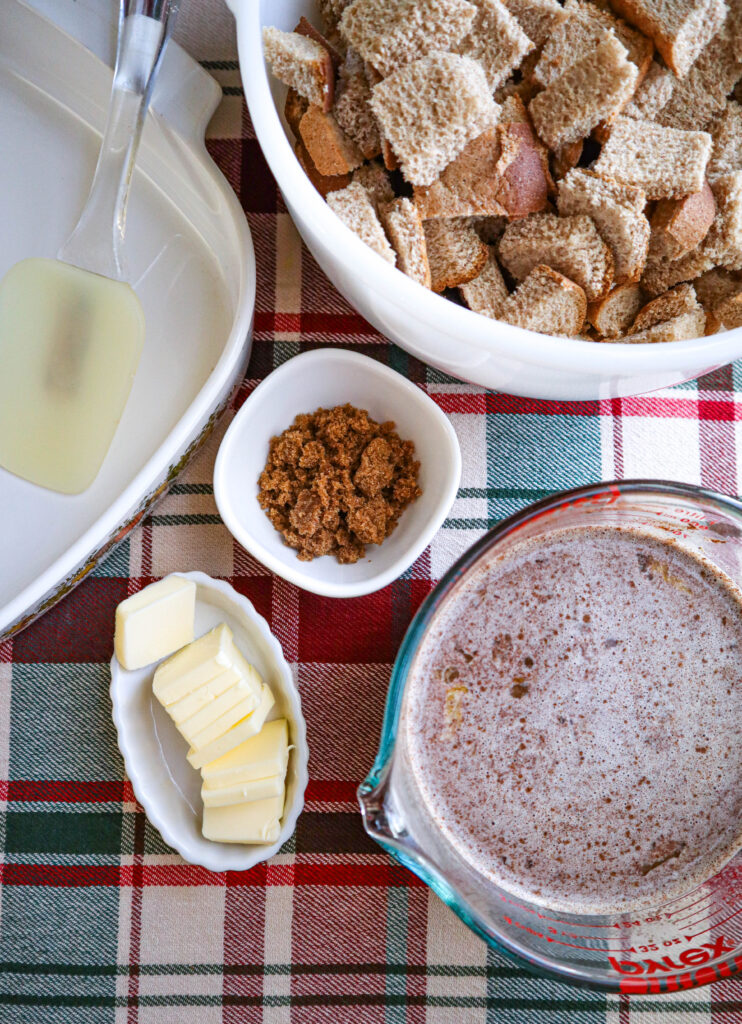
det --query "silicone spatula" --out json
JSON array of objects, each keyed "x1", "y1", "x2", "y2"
[{"x1": 0, "y1": 0, "x2": 179, "y2": 495}]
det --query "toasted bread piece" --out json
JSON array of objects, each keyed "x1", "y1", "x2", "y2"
[
  {"x1": 707, "y1": 290, "x2": 742, "y2": 331},
  {"x1": 380, "y1": 198, "x2": 431, "y2": 286},
  {"x1": 533, "y1": 0, "x2": 652, "y2": 89},
  {"x1": 499, "y1": 213, "x2": 614, "y2": 301},
  {"x1": 502, "y1": 94, "x2": 557, "y2": 198},
  {"x1": 299, "y1": 105, "x2": 365, "y2": 176},
  {"x1": 615, "y1": 308, "x2": 706, "y2": 342},
  {"x1": 704, "y1": 171, "x2": 742, "y2": 269},
  {"x1": 380, "y1": 136, "x2": 399, "y2": 171},
  {"x1": 630, "y1": 282, "x2": 701, "y2": 331},
  {"x1": 529, "y1": 34, "x2": 639, "y2": 151},
  {"x1": 296, "y1": 16, "x2": 344, "y2": 69},
  {"x1": 557, "y1": 169, "x2": 650, "y2": 284},
  {"x1": 551, "y1": 140, "x2": 583, "y2": 182},
  {"x1": 295, "y1": 141, "x2": 352, "y2": 196},
  {"x1": 592, "y1": 117, "x2": 712, "y2": 199},
  {"x1": 339, "y1": 0, "x2": 477, "y2": 76},
  {"x1": 352, "y1": 161, "x2": 395, "y2": 206},
  {"x1": 650, "y1": 181, "x2": 716, "y2": 259},
  {"x1": 327, "y1": 181, "x2": 396, "y2": 262},
  {"x1": 263, "y1": 27, "x2": 335, "y2": 112},
  {"x1": 731, "y1": 0, "x2": 742, "y2": 59},
  {"x1": 609, "y1": 0, "x2": 728, "y2": 77},
  {"x1": 641, "y1": 173, "x2": 742, "y2": 293},
  {"x1": 424, "y1": 217, "x2": 489, "y2": 291},
  {"x1": 362, "y1": 63, "x2": 399, "y2": 171},
  {"x1": 319, "y1": 0, "x2": 354, "y2": 33},
  {"x1": 694, "y1": 269, "x2": 742, "y2": 330},
  {"x1": 623, "y1": 60, "x2": 674, "y2": 120},
  {"x1": 694, "y1": 267, "x2": 742, "y2": 309},
  {"x1": 369, "y1": 53, "x2": 499, "y2": 186},
  {"x1": 500, "y1": 0, "x2": 567, "y2": 45},
  {"x1": 497, "y1": 265, "x2": 587, "y2": 335},
  {"x1": 708, "y1": 101, "x2": 742, "y2": 183},
  {"x1": 285, "y1": 88, "x2": 310, "y2": 135},
  {"x1": 640, "y1": 250, "x2": 714, "y2": 295},
  {"x1": 653, "y1": 24, "x2": 741, "y2": 131},
  {"x1": 654, "y1": 75, "x2": 724, "y2": 133},
  {"x1": 470, "y1": 215, "x2": 509, "y2": 244},
  {"x1": 334, "y1": 71, "x2": 382, "y2": 159},
  {"x1": 587, "y1": 282, "x2": 644, "y2": 336},
  {"x1": 414, "y1": 109, "x2": 548, "y2": 220},
  {"x1": 457, "y1": 0, "x2": 534, "y2": 90},
  {"x1": 459, "y1": 247, "x2": 509, "y2": 316}
]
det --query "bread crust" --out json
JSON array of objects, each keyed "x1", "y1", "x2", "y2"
[
  {"x1": 295, "y1": 141, "x2": 352, "y2": 196},
  {"x1": 587, "y1": 281, "x2": 644, "y2": 336},
  {"x1": 630, "y1": 282, "x2": 701, "y2": 332},
  {"x1": 299, "y1": 105, "x2": 365, "y2": 176},
  {"x1": 414, "y1": 118, "x2": 549, "y2": 219},
  {"x1": 610, "y1": 0, "x2": 727, "y2": 76},
  {"x1": 650, "y1": 181, "x2": 716, "y2": 259}
]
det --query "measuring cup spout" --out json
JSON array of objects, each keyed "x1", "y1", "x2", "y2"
[{"x1": 357, "y1": 774, "x2": 415, "y2": 855}]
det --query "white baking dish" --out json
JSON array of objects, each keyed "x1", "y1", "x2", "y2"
[
  {"x1": 230, "y1": 0, "x2": 742, "y2": 400},
  {"x1": 0, "y1": 0, "x2": 255, "y2": 639}
]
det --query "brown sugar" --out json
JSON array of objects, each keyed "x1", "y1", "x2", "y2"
[{"x1": 257, "y1": 403, "x2": 421, "y2": 563}]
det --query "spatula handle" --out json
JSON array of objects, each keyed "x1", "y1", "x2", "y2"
[{"x1": 58, "y1": 0, "x2": 180, "y2": 281}]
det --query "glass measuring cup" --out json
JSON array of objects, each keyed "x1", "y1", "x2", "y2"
[{"x1": 359, "y1": 481, "x2": 742, "y2": 993}]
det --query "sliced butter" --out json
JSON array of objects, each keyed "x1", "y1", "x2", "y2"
[
  {"x1": 201, "y1": 719, "x2": 290, "y2": 786},
  {"x1": 168, "y1": 666, "x2": 262, "y2": 728},
  {"x1": 166, "y1": 667, "x2": 243, "y2": 723},
  {"x1": 184, "y1": 686, "x2": 263, "y2": 749},
  {"x1": 201, "y1": 775, "x2": 285, "y2": 808},
  {"x1": 114, "y1": 576, "x2": 195, "y2": 670},
  {"x1": 153, "y1": 623, "x2": 258, "y2": 706},
  {"x1": 187, "y1": 683, "x2": 275, "y2": 770},
  {"x1": 202, "y1": 794, "x2": 284, "y2": 844}
]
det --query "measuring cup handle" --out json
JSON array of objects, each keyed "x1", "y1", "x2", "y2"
[{"x1": 58, "y1": 0, "x2": 180, "y2": 281}]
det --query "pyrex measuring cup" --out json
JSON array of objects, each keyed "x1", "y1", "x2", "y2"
[{"x1": 359, "y1": 481, "x2": 742, "y2": 993}]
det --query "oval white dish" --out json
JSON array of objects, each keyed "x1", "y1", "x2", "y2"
[
  {"x1": 230, "y1": 0, "x2": 742, "y2": 401},
  {"x1": 0, "y1": 0, "x2": 255, "y2": 639},
  {"x1": 213, "y1": 348, "x2": 462, "y2": 598},
  {"x1": 110, "y1": 572, "x2": 309, "y2": 872}
]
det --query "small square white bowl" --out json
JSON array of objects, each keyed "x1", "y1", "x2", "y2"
[
  {"x1": 109, "y1": 572, "x2": 308, "y2": 872},
  {"x1": 213, "y1": 349, "x2": 462, "y2": 597}
]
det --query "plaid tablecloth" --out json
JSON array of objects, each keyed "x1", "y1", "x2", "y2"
[{"x1": 2, "y1": 12, "x2": 742, "y2": 1023}]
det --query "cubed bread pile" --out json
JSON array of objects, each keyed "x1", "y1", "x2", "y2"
[{"x1": 264, "y1": 0, "x2": 742, "y2": 342}]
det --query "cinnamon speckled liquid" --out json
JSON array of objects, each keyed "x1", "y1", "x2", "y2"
[{"x1": 404, "y1": 527, "x2": 742, "y2": 913}]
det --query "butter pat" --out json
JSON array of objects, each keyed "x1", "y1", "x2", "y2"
[
  {"x1": 187, "y1": 683, "x2": 275, "y2": 769},
  {"x1": 201, "y1": 719, "x2": 290, "y2": 787},
  {"x1": 201, "y1": 775, "x2": 285, "y2": 808},
  {"x1": 114, "y1": 576, "x2": 196, "y2": 670},
  {"x1": 168, "y1": 666, "x2": 262, "y2": 727},
  {"x1": 202, "y1": 795, "x2": 284, "y2": 844},
  {"x1": 184, "y1": 685, "x2": 262, "y2": 749},
  {"x1": 153, "y1": 623, "x2": 256, "y2": 706}
]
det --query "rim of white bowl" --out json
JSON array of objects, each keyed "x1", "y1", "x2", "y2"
[
  {"x1": 229, "y1": 0, "x2": 742, "y2": 376},
  {"x1": 213, "y1": 349, "x2": 462, "y2": 598},
  {"x1": 109, "y1": 571, "x2": 309, "y2": 872}
]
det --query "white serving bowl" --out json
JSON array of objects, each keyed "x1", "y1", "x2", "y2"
[
  {"x1": 228, "y1": 0, "x2": 742, "y2": 400},
  {"x1": 110, "y1": 572, "x2": 309, "y2": 872},
  {"x1": 213, "y1": 348, "x2": 461, "y2": 597}
]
